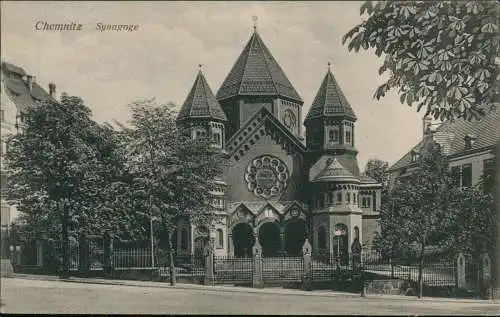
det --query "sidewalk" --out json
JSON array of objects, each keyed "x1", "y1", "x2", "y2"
[{"x1": 10, "y1": 273, "x2": 500, "y2": 305}]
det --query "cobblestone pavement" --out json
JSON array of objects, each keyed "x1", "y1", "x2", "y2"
[{"x1": 1, "y1": 278, "x2": 499, "y2": 315}]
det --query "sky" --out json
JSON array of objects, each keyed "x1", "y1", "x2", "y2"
[{"x1": 1, "y1": 1, "x2": 425, "y2": 169}]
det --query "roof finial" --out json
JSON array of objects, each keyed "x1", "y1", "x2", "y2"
[
  {"x1": 328, "y1": 62, "x2": 331, "y2": 71},
  {"x1": 252, "y1": 16, "x2": 258, "y2": 31},
  {"x1": 198, "y1": 63, "x2": 203, "y2": 72}
]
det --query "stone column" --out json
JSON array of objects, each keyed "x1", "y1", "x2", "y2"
[
  {"x1": 456, "y1": 253, "x2": 466, "y2": 290},
  {"x1": 78, "y1": 232, "x2": 89, "y2": 276},
  {"x1": 301, "y1": 239, "x2": 312, "y2": 291},
  {"x1": 278, "y1": 228, "x2": 286, "y2": 256},
  {"x1": 204, "y1": 241, "x2": 215, "y2": 286},
  {"x1": 103, "y1": 231, "x2": 113, "y2": 278},
  {"x1": 228, "y1": 233, "x2": 234, "y2": 257},
  {"x1": 482, "y1": 253, "x2": 492, "y2": 298},
  {"x1": 252, "y1": 240, "x2": 263, "y2": 288},
  {"x1": 36, "y1": 240, "x2": 44, "y2": 267}
]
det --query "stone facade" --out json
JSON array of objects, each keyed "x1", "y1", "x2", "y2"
[{"x1": 175, "y1": 28, "x2": 382, "y2": 258}]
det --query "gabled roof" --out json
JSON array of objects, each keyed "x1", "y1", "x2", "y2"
[
  {"x1": 313, "y1": 158, "x2": 360, "y2": 183},
  {"x1": 305, "y1": 67, "x2": 357, "y2": 122},
  {"x1": 216, "y1": 30, "x2": 302, "y2": 103},
  {"x1": 177, "y1": 70, "x2": 227, "y2": 122},
  {"x1": 1, "y1": 61, "x2": 55, "y2": 112},
  {"x1": 388, "y1": 106, "x2": 500, "y2": 172},
  {"x1": 226, "y1": 106, "x2": 306, "y2": 157}
]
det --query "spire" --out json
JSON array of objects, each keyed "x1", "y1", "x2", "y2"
[
  {"x1": 216, "y1": 29, "x2": 302, "y2": 103},
  {"x1": 177, "y1": 68, "x2": 227, "y2": 122},
  {"x1": 305, "y1": 65, "x2": 357, "y2": 122}
]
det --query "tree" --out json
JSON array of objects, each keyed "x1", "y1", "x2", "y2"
[
  {"x1": 363, "y1": 158, "x2": 389, "y2": 188},
  {"x1": 4, "y1": 94, "x2": 128, "y2": 277},
  {"x1": 380, "y1": 139, "x2": 462, "y2": 298},
  {"x1": 343, "y1": 1, "x2": 499, "y2": 121},
  {"x1": 123, "y1": 99, "x2": 229, "y2": 285}
]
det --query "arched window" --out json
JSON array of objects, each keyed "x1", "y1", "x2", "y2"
[
  {"x1": 328, "y1": 128, "x2": 339, "y2": 143},
  {"x1": 180, "y1": 228, "x2": 188, "y2": 250},
  {"x1": 328, "y1": 192, "x2": 334, "y2": 206},
  {"x1": 346, "y1": 193, "x2": 351, "y2": 204},
  {"x1": 216, "y1": 229, "x2": 224, "y2": 249},
  {"x1": 318, "y1": 226, "x2": 326, "y2": 249},
  {"x1": 318, "y1": 194, "x2": 325, "y2": 208},
  {"x1": 336, "y1": 192, "x2": 342, "y2": 205},
  {"x1": 353, "y1": 193, "x2": 357, "y2": 204}
]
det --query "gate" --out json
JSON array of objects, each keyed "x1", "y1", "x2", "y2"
[{"x1": 262, "y1": 256, "x2": 304, "y2": 284}]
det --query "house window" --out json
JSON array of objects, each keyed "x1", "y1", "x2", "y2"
[
  {"x1": 216, "y1": 229, "x2": 224, "y2": 249},
  {"x1": 328, "y1": 128, "x2": 339, "y2": 143},
  {"x1": 346, "y1": 193, "x2": 351, "y2": 204},
  {"x1": 318, "y1": 226, "x2": 326, "y2": 249},
  {"x1": 411, "y1": 151, "x2": 420, "y2": 162},
  {"x1": 354, "y1": 226, "x2": 360, "y2": 240},
  {"x1": 461, "y1": 163, "x2": 472, "y2": 188},
  {"x1": 336, "y1": 192, "x2": 342, "y2": 205},
  {"x1": 483, "y1": 159, "x2": 495, "y2": 193},
  {"x1": 450, "y1": 166, "x2": 461, "y2": 187},
  {"x1": 353, "y1": 193, "x2": 357, "y2": 204},
  {"x1": 195, "y1": 130, "x2": 206, "y2": 139},
  {"x1": 180, "y1": 228, "x2": 188, "y2": 250}
]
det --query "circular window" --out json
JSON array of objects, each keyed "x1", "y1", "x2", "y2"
[{"x1": 245, "y1": 155, "x2": 289, "y2": 199}]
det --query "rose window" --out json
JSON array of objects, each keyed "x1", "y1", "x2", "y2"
[{"x1": 245, "y1": 155, "x2": 289, "y2": 199}]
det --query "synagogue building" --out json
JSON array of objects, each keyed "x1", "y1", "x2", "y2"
[{"x1": 174, "y1": 27, "x2": 382, "y2": 258}]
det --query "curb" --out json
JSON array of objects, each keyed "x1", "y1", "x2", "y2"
[{"x1": 9, "y1": 274, "x2": 500, "y2": 304}]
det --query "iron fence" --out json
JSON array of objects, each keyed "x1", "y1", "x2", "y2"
[
  {"x1": 262, "y1": 256, "x2": 304, "y2": 283},
  {"x1": 214, "y1": 256, "x2": 253, "y2": 284},
  {"x1": 112, "y1": 248, "x2": 153, "y2": 269}
]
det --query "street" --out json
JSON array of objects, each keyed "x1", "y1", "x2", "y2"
[{"x1": 1, "y1": 278, "x2": 498, "y2": 315}]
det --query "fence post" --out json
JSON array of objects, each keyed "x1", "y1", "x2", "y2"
[
  {"x1": 204, "y1": 241, "x2": 215, "y2": 286},
  {"x1": 456, "y1": 253, "x2": 466, "y2": 290},
  {"x1": 481, "y1": 253, "x2": 492, "y2": 299},
  {"x1": 103, "y1": 231, "x2": 113, "y2": 278},
  {"x1": 78, "y1": 232, "x2": 89, "y2": 276},
  {"x1": 252, "y1": 240, "x2": 263, "y2": 289},
  {"x1": 301, "y1": 239, "x2": 312, "y2": 291}
]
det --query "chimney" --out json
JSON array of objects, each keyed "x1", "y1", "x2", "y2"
[
  {"x1": 49, "y1": 83, "x2": 56, "y2": 98},
  {"x1": 422, "y1": 116, "x2": 432, "y2": 139},
  {"x1": 27, "y1": 75, "x2": 33, "y2": 92}
]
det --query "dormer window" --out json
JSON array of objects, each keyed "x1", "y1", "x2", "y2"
[
  {"x1": 344, "y1": 124, "x2": 353, "y2": 145},
  {"x1": 411, "y1": 150, "x2": 419, "y2": 162},
  {"x1": 464, "y1": 134, "x2": 476, "y2": 149}
]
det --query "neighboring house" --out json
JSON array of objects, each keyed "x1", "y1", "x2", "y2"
[
  {"x1": 388, "y1": 107, "x2": 500, "y2": 191},
  {"x1": 0, "y1": 61, "x2": 56, "y2": 230},
  {"x1": 173, "y1": 26, "x2": 382, "y2": 258}
]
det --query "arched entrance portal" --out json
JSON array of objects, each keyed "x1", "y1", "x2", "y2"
[
  {"x1": 284, "y1": 220, "x2": 307, "y2": 256},
  {"x1": 232, "y1": 223, "x2": 255, "y2": 258},
  {"x1": 333, "y1": 223, "x2": 349, "y2": 265},
  {"x1": 258, "y1": 222, "x2": 280, "y2": 257}
]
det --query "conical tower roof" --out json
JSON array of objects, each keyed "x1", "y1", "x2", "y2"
[
  {"x1": 177, "y1": 69, "x2": 227, "y2": 122},
  {"x1": 305, "y1": 67, "x2": 356, "y2": 122},
  {"x1": 313, "y1": 158, "x2": 359, "y2": 183},
  {"x1": 216, "y1": 30, "x2": 302, "y2": 103}
]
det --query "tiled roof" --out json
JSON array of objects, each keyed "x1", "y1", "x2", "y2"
[
  {"x1": 177, "y1": 70, "x2": 227, "y2": 122},
  {"x1": 2, "y1": 62, "x2": 27, "y2": 76},
  {"x1": 313, "y1": 158, "x2": 360, "y2": 183},
  {"x1": 216, "y1": 30, "x2": 302, "y2": 103},
  {"x1": 388, "y1": 106, "x2": 500, "y2": 171},
  {"x1": 305, "y1": 68, "x2": 357, "y2": 122},
  {"x1": 1, "y1": 61, "x2": 54, "y2": 112}
]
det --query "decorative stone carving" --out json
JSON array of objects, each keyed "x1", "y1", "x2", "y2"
[{"x1": 245, "y1": 155, "x2": 289, "y2": 199}]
